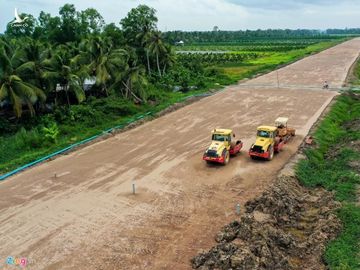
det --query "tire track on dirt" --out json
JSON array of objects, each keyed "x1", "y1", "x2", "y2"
[{"x1": 0, "y1": 38, "x2": 359, "y2": 270}]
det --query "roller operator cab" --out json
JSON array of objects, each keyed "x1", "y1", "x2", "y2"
[
  {"x1": 249, "y1": 117, "x2": 296, "y2": 161},
  {"x1": 249, "y1": 126, "x2": 278, "y2": 160},
  {"x1": 203, "y1": 129, "x2": 243, "y2": 165}
]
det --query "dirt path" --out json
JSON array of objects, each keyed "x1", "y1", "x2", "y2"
[{"x1": 1, "y1": 38, "x2": 360, "y2": 270}]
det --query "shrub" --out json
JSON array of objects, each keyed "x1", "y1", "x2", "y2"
[
  {"x1": 0, "y1": 116, "x2": 14, "y2": 134},
  {"x1": 91, "y1": 97, "x2": 138, "y2": 116},
  {"x1": 43, "y1": 122, "x2": 60, "y2": 143},
  {"x1": 14, "y1": 127, "x2": 43, "y2": 149}
]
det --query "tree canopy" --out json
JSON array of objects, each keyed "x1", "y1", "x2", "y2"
[
  {"x1": 1, "y1": 4, "x2": 174, "y2": 118},
  {"x1": 0, "y1": 3, "x2": 348, "y2": 119}
]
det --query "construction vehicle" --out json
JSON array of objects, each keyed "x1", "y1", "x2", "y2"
[
  {"x1": 203, "y1": 129, "x2": 243, "y2": 165},
  {"x1": 249, "y1": 117, "x2": 296, "y2": 160}
]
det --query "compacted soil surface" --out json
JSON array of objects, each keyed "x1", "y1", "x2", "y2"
[
  {"x1": 191, "y1": 159, "x2": 341, "y2": 270},
  {"x1": 1, "y1": 38, "x2": 360, "y2": 270}
]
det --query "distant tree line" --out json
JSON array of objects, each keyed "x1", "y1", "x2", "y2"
[
  {"x1": 326, "y1": 28, "x2": 360, "y2": 35},
  {"x1": 163, "y1": 29, "x2": 335, "y2": 44}
]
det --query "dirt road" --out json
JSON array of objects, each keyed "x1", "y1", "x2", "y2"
[{"x1": 1, "y1": 38, "x2": 359, "y2": 270}]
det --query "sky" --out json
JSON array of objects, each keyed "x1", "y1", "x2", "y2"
[{"x1": 1, "y1": 0, "x2": 360, "y2": 32}]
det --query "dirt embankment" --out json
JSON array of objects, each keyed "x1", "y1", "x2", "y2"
[
  {"x1": 191, "y1": 93, "x2": 360, "y2": 270},
  {"x1": 191, "y1": 170, "x2": 341, "y2": 270}
]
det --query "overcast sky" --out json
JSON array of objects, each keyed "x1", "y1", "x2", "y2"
[{"x1": 1, "y1": 0, "x2": 360, "y2": 32}]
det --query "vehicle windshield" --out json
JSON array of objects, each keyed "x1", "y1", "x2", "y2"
[
  {"x1": 257, "y1": 130, "x2": 271, "y2": 138},
  {"x1": 212, "y1": 134, "x2": 230, "y2": 142}
]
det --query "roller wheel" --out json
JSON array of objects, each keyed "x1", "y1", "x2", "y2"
[
  {"x1": 223, "y1": 150, "x2": 230, "y2": 165},
  {"x1": 267, "y1": 146, "x2": 274, "y2": 161}
]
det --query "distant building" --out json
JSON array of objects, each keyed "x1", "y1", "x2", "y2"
[
  {"x1": 55, "y1": 77, "x2": 96, "y2": 92},
  {"x1": 55, "y1": 84, "x2": 69, "y2": 92},
  {"x1": 175, "y1": 40, "x2": 185, "y2": 46},
  {"x1": 83, "y1": 77, "x2": 96, "y2": 91}
]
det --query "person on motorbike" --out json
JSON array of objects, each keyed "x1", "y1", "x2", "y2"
[{"x1": 323, "y1": 81, "x2": 329, "y2": 89}]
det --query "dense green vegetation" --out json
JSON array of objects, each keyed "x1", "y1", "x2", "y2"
[
  {"x1": 350, "y1": 59, "x2": 360, "y2": 86},
  {"x1": 296, "y1": 94, "x2": 360, "y2": 269},
  {"x1": 173, "y1": 38, "x2": 342, "y2": 51},
  {"x1": 0, "y1": 4, "x2": 348, "y2": 174},
  {"x1": 217, "y1": 40, "x2": 343, "y2": 80},
  {"x1": 164, "y1": 29, "x2": 341, "y2": 44},
  {"x1": 175, "y1": 37, "x2": 345, "y2": 80},
  {"x1": 326, "y1": 28, "x2": 360, "y2": 35}
]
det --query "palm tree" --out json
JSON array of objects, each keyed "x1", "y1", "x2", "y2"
[
  {"x1": 140, "y1": 31, "x2": 153, "y2": 75},
  {"x1": 15, "y1": 38, "x2": 52, "y2": 92},
  {"x1": 121, "y1": 65, "x2": 147, "y2": 103},
  {"x1": 160, "y1": 44, "x2": 176, "y2": 75},
  {"x1": 76, "y1": 36, "x2": 128, "y2": 96},
  {"x1": 42, "y1": 45, "x2": 85, "y2": 106},
  {"x1": 0, "y1": 38, "x2": 46, "y2": 117},
  {"x1": 109, "y1": 57, "x2": 147, "y2": 103},
  {"x1": 148, "y1": 31, "x2": 166, "y2": 77}
]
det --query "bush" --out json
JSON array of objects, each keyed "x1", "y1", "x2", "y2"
[
  {"x1": 43, "y1": 122, "x2": 59, "y2": 143},
  {"x1": 146, "y1": 84, "x2": 167, "y2": 103},
  {"x1": 0, "y1": 116, "x2": 14, "y2": 134},
  {"x1": 14, "y1": 127, "x2": 43, "y2": 149},
  {"x1": 54, "y1": 107, "x2": 72, "y2": 123},
  {"x1": 91, "y1": 97, "x2": 138, "y2": 116},
  {"x1": 205, "y1": 67, "x2": 222, "y2": 77}
]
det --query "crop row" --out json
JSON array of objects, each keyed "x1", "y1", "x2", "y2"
[
  {"x1": 175, "y1": 43, "x2": 320, "y2": 52},
  {"x1": 177, "y1": 52, "x2": 259, "y2": 65}
]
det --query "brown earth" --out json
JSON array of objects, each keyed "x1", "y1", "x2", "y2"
[
  {"x1": 1, "y1": 38, "x2": 360, "y2": 270},
  {"x1": 192, "y1": 92, "x2": 360, "y2": 270},
  {"x1": 191, "y1": 164, "x2": 342, "y2": 270}
]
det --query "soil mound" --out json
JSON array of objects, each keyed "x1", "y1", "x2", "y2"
[{"x1": 192, "y1": 176, "x2": 341, "y2": 270}]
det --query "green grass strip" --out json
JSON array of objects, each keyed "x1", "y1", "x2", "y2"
[{"x1": 296, "y1": 94, "x2": 360, "y2": 269}]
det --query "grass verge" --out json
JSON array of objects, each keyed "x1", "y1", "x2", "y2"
[{"x1": 296, "y1": 94, "x2": 360, "y2": 270}]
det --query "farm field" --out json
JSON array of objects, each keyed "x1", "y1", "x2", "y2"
[
  {"x1": 174, "y1": 37, "x2": 343, "y2": 52},
  {"x1": 0, "y1": 38, "x2": 359, "y2": 270},
  {"x1": 175, "y1": 37, "x2": 347, "y2": 80}
]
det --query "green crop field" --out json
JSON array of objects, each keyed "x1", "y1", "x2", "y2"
[
  {"x1": 174, "y1": 37, "x2": 342, "y2": 52},
  {"x1": 175, "y1": 38, "x2": 345, "y2": 80}
]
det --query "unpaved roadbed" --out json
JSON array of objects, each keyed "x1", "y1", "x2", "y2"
[{"x1": 0, "y1": 38, "x2": 360, "y2": 270}]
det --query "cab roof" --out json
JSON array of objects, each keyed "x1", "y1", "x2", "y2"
[
  {"x1": 275, "y1": 117, "x2": 288, "y2": 126},
  {"x1": 212, "y1": 128, "x2": 233, "y2": 135},
  {"x1": 257, "y1": 126, "x2": 277, "y2": 132},
  {"x1": 275, "y1": 117, "x2": 288, "y2": 123}
]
